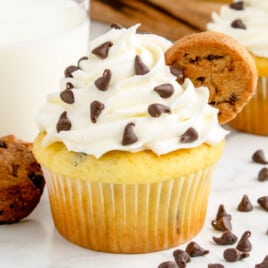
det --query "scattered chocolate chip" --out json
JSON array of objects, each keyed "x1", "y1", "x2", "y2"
[
  {"x1": 94, "y1": 69, "x2": 112, "y2": 91},
  {"x1": 223, "y1": 248, "x2": 249, "y2": 262},
  {"x1": 121, "y1": 122, "x2": 138, "y2": 145},
  {"x1": 213, "y1": 230, "x2": 238, "y2": 245},
  {"x1": 64, "y1": 65, "x2": 80, "y2": 78},
  {"x1": 236, "y1": 231, "x2": 252, "y2": 252},
  {"x1": 173, "y1": 249, "x2": 191, "y2": 268},
  {"x1": 90, "y1": 100, "x2": 105, "y2": 123},
  {"x1": 231, "y1": 19, "x2": 246, "y2": 29},
  {"x1": 92, "y1": 41, "x2": 113, "y2": 59},
  {"x1": 230, "y1": 1, "x2": 244, "y2": 10},
  {"x1": 208, "y1": 264, "x2": 225, "y2": 268},
  {"x1": 252, "y1": 150, "x2": 268, "y2": 164},
  {"x1": 257, "y1": 196, "x2": 268, "y2": 211},
  {"x1": 258, "y1": 167, "x2": 268, "y2": 181},
  {"x1": 170, "y1": 66, "x2": 185, "y2": 83},
  {"x1": 215, "y1": 204, "x2": 231, "y2": 221},
  {"x1": 56, "y1": 111, "x2": 72, "y2": 132},
  {"x1": 110, "y1": 23, "x2": 123, "y2": 29},
  {"x1": 154, "y1": 83, "x2": 174, "y2": 98},
  {"x1": 77, "y1": 56, "x2": 88, "y2": 66},
  {"x1": 148, "y1": 103, "x2": 171, "y2": 118},
  {"x1": 0, "y1": 140, "x2": 7, "y2": 148},
  {"x1": 28, "y1": 173, "x2": 44, "y2": 189},
  {"x1": 60, "y1": 89, "x2": 75, "y2": 104},
  {"x1": 185, "y1": 241, "x2": 209, "y2": 257},
  {"x1": 237, "y1": 194, "x2": 253, "y2": 212},
  {"x1": 158, "y1": 261, "x2": 177, "y2": 268},
  {"x1": 212, "y1": 215, "x2": 232, "y2": 232},
  {"x1": 180, "y1": 127, "x2": 198, "y2": 143},
  {"x1": 135, "y1": 55, "x2": 150, "y2": 75},
  {"x1": 256, "y1": 255, "x2": 268, "y2": 268}
]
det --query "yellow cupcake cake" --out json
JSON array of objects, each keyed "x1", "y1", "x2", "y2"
[
  {"x1": 208, "y1": 0, "x2": 268, "y2": 135},
  {"x1": 32, "y1": 24, "x2": 257, "y2": 253}
]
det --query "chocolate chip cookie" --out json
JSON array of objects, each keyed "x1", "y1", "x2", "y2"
[
  {"x1": 165, "y1": 31, "x2": 257, "y2": 124},
  {"x1": 0, "y1": 135, "x2": 45, "y2": 224}
]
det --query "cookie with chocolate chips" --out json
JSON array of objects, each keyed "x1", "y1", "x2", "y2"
[
  {"x1": 0, "y1": 135, "x2": 45, "y2": 224},
  {"x1": 165, "y1": 31, "x2": 257, "y2": 124}
]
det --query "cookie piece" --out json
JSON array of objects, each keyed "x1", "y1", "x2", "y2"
[
  {"x1": 165, "y1": 31, "x2": 257, "y2": 124},
  {"x1": 0, "y1": 135, "x2": 45, "y2": 224}
]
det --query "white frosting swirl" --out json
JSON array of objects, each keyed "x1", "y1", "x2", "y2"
[
  {"x1": 36, "y1": 24, "x2": 227, "y2": 158},
  {"x1": 207, "y1": 0, "x2": 268, "y2": 58}
]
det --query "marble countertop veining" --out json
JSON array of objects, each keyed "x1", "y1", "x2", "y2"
[{"x1": 0, "y1": 21, "x2": 267, "y2": 268}]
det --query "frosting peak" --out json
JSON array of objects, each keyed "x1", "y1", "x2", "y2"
[{"x1": 36, "y1": 25, "x2": 227, "y2": 158}]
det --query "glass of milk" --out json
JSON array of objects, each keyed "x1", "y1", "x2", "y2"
[{"x1": 0, "y1": 0, "x2": 90, "y2": 141}]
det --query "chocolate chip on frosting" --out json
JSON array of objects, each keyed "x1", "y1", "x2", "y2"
[
  {"x1": 154, "y1": 83, "x2": 174, "y2": 98},
  {"x1": 230, "y1": 1, "x2": 244, "y2": 10},
  {"x1": 213, "y1": 230, "x2": 238, "y2": 245},
  {"x1": 185, "y1": 241, "x2": 209, "y2": 257},
  {"x1": 110, "y1": 23, "x2": 123, "y2": 29},
  {"x1": 180, "y1": 127, "x2": 198, "y2": 143},
  {"x1": 258, "y1": 167, "x2": 268, "y2": 181},
  {"x1": 135, "y1": 55, "x2": 150, "y2": 75},
  {"x1": 64, "y1": 65, "x2": 80, "y2": 78},
  {"x1": 257, "y1": 196, "x2": 268, "y2": 211},
  {"x1": 252, "y1": 150, "x2": 268, "y2": 164},
  {"x1": 90, "y1": 100, "x2": 105, "y2": 123},
  {"x1": 148, "y1": 103, "x2": 171, "y2": 117},
  {"x1": 236, "y1": 231, "x2": 252, "y2": 252},
  {"x1": 237, "y1": 194, "x2": 253, "y2": 212},
  {"x1": 60, "y1": 89, "x2": 74, "y2": 104},
  {"x1": 66, "y1": 82, "x2": 74, "y2": 89},
  {"x1": 56, "y1": 111, "x2": 72, "y2": 132},
  {"x1": 92, "y1": 41, "x2": 113, "y2": 59},
  {"x1": 77, "y1": 56, "x2": 88, "y2": 66},
  {"x1": 122, "y1": 122, "x2": 138, "y2": 145},
  {"x1": 173, "y1": 249, "x2": 191, "y2": 268},
  {"x1": 223, "y1": 248, "x2": 249, "y2": 262},
  {"x1": 255, "y1": 255, "x2": 268, "y2": 268},
  {"x1": 231, "y1": 19, "x2": 246, "y2": 29},
  {"x1": 94, "y1": 69, "x2": 112, "y2": 91},
  {"x1": 170, "y1": 66, "x2": 185, "y2": 83}
]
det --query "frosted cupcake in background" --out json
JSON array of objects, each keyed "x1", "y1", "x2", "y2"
[
  {"x1": 207, "y1": 0, "x2": 268, "y2": 135},
  {"x1": 32, "y1": 24, "x2": 257, "y2": 253}
]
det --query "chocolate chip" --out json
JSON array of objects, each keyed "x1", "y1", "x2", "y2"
[
  {"x1": 170, "y1": 66, "x2": 185, "y2": 83},
  {"x1": 173, "y1": 249, "x2": 191, "y2": 268},
  {"x1": 90, "y1": 100, "x2": 105, "y2": 123},
  {"x1": 0, "y1": 140, "x2": 7, "y2": 148},
  {"x1": 230, "y1": 1, "x2": 244, "y2": 10},
  {"x1": 56, "y1": 111, "x2": 72, "y2": 132},
  {"x1": 213, "y1": 230, "x2": 238, "y2": 245},
  {"x1": 180, "y1": 127, "x2": 198, "y2": 143},
  {"x1": 158, "y1": 261, "x2": 177, "y2": 268},
  {"x1": 135, "y1": 55, "x2": 150, "y2": 75},
  {"x1": 212, "y1": 215, "x2": 232, "y2": 231},
  {"x1": 258, "y1": 167, "x2": 268, "y2": 181},
  {"x1": 236, "y1": 231, "x2": 252, "y2": 252},
  {"x1": 60, "y1": 89, "x2": 74, "y2": 104},
  {"x1": 252, "y1": 150, "x2": 268, "y2": 164},
  {"x1": 154, "y1": 83, "x2": 174, "y2": 98},
  {"x1": 185, "y1": 241, "x2": 209, "y2": 257},
  {"x1": 223, "y1": 248, "x2": 249, "y2": 262},
  {"x1": 237, "y1": 194, "x2": 253, "y2": 212},
  {"x1": 148, "y1": 103, "x2": 171, "y2": 118},
  {"x1": 256, "y1": 255, "x2": 268, "y2": 268},
  {"x1": 208, "y1": 264, "x2": 225, "y2": 268},
  {"x1": 257, "y1": 196, "x2": 268, "y2": 211},
  {"x1": 66, "y1": 82, "x2": 74, "y2": 89},
  {"x1": 231, "y1": 19, "x2": 246, "y2": 29},
  {"x1": 121, "y1": 122, "x2": 138, "y2": 146},
  {"x1": 77, "y1": 56, "x2": 88, "y2": 66},
  {"x1": 94, "y1": 69, "x2": 112, "y2": 91},
  {"x1": 110, "y1": 23, "x2": 123, "y2": 29},
  {"x1": 92, "y1": 41, "x2": 113, "y2": 59},
  {"x1": 215, "y1": 204, "x2": 232, "y2": 221},
  {"x1": 0, "y1": 210, "x2": 3, "y2": 215},
  {"x1": 64, "y1": 65, "x2": 80, "y2": 78},
  {"x1": 28, "y1": 173, "x2": 44, "y2": 189}
]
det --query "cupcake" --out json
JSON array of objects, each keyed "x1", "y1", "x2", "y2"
[
  {"x1": 207, "y1": 0, "x2": 268, "y2": 135},
  {"x1": 32, "y1": 24, "x2": 253, "y2": 253}
]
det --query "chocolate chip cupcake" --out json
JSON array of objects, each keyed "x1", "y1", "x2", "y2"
[
  {"x1": 0, "y1": 135, "x2": 45, "y2": 224},
  {"x1": 207, "y1": 0, "x2": 268, "y2": 135},
  {"x1": 32, "y1": 24, "x2": 230, "y2": 253}
]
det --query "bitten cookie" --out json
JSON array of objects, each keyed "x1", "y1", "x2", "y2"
[
  {"x1": 165, "y1": 31, "x2": 257, "y2": 124},
  {"x1": 0, "y1": 135, "x2": 45, "y2": 224}
]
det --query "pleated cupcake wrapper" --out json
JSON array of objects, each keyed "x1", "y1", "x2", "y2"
[
  {"x1": 42, "y1": 165, "x2": 215, "y2": 253},
  {"x1": 229, "y1": 77, "x2": 268, "y2": 135}
]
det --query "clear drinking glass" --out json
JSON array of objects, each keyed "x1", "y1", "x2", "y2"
[{"x1": 0, "y1": 0, "x2": 90, "y2": 141}]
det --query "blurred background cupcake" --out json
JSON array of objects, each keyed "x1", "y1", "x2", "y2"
[{"x1": 207, "y1": 0, "x2": 268, "y2": 135}]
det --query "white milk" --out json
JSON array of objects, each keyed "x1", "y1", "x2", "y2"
[{"x1": 0, "y1": 0, "x2": 89, "y2": 141}]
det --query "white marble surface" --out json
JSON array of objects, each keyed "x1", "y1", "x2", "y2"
[{"x1": 1, "y1": 21, "x2": 268, "y2": 268}]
